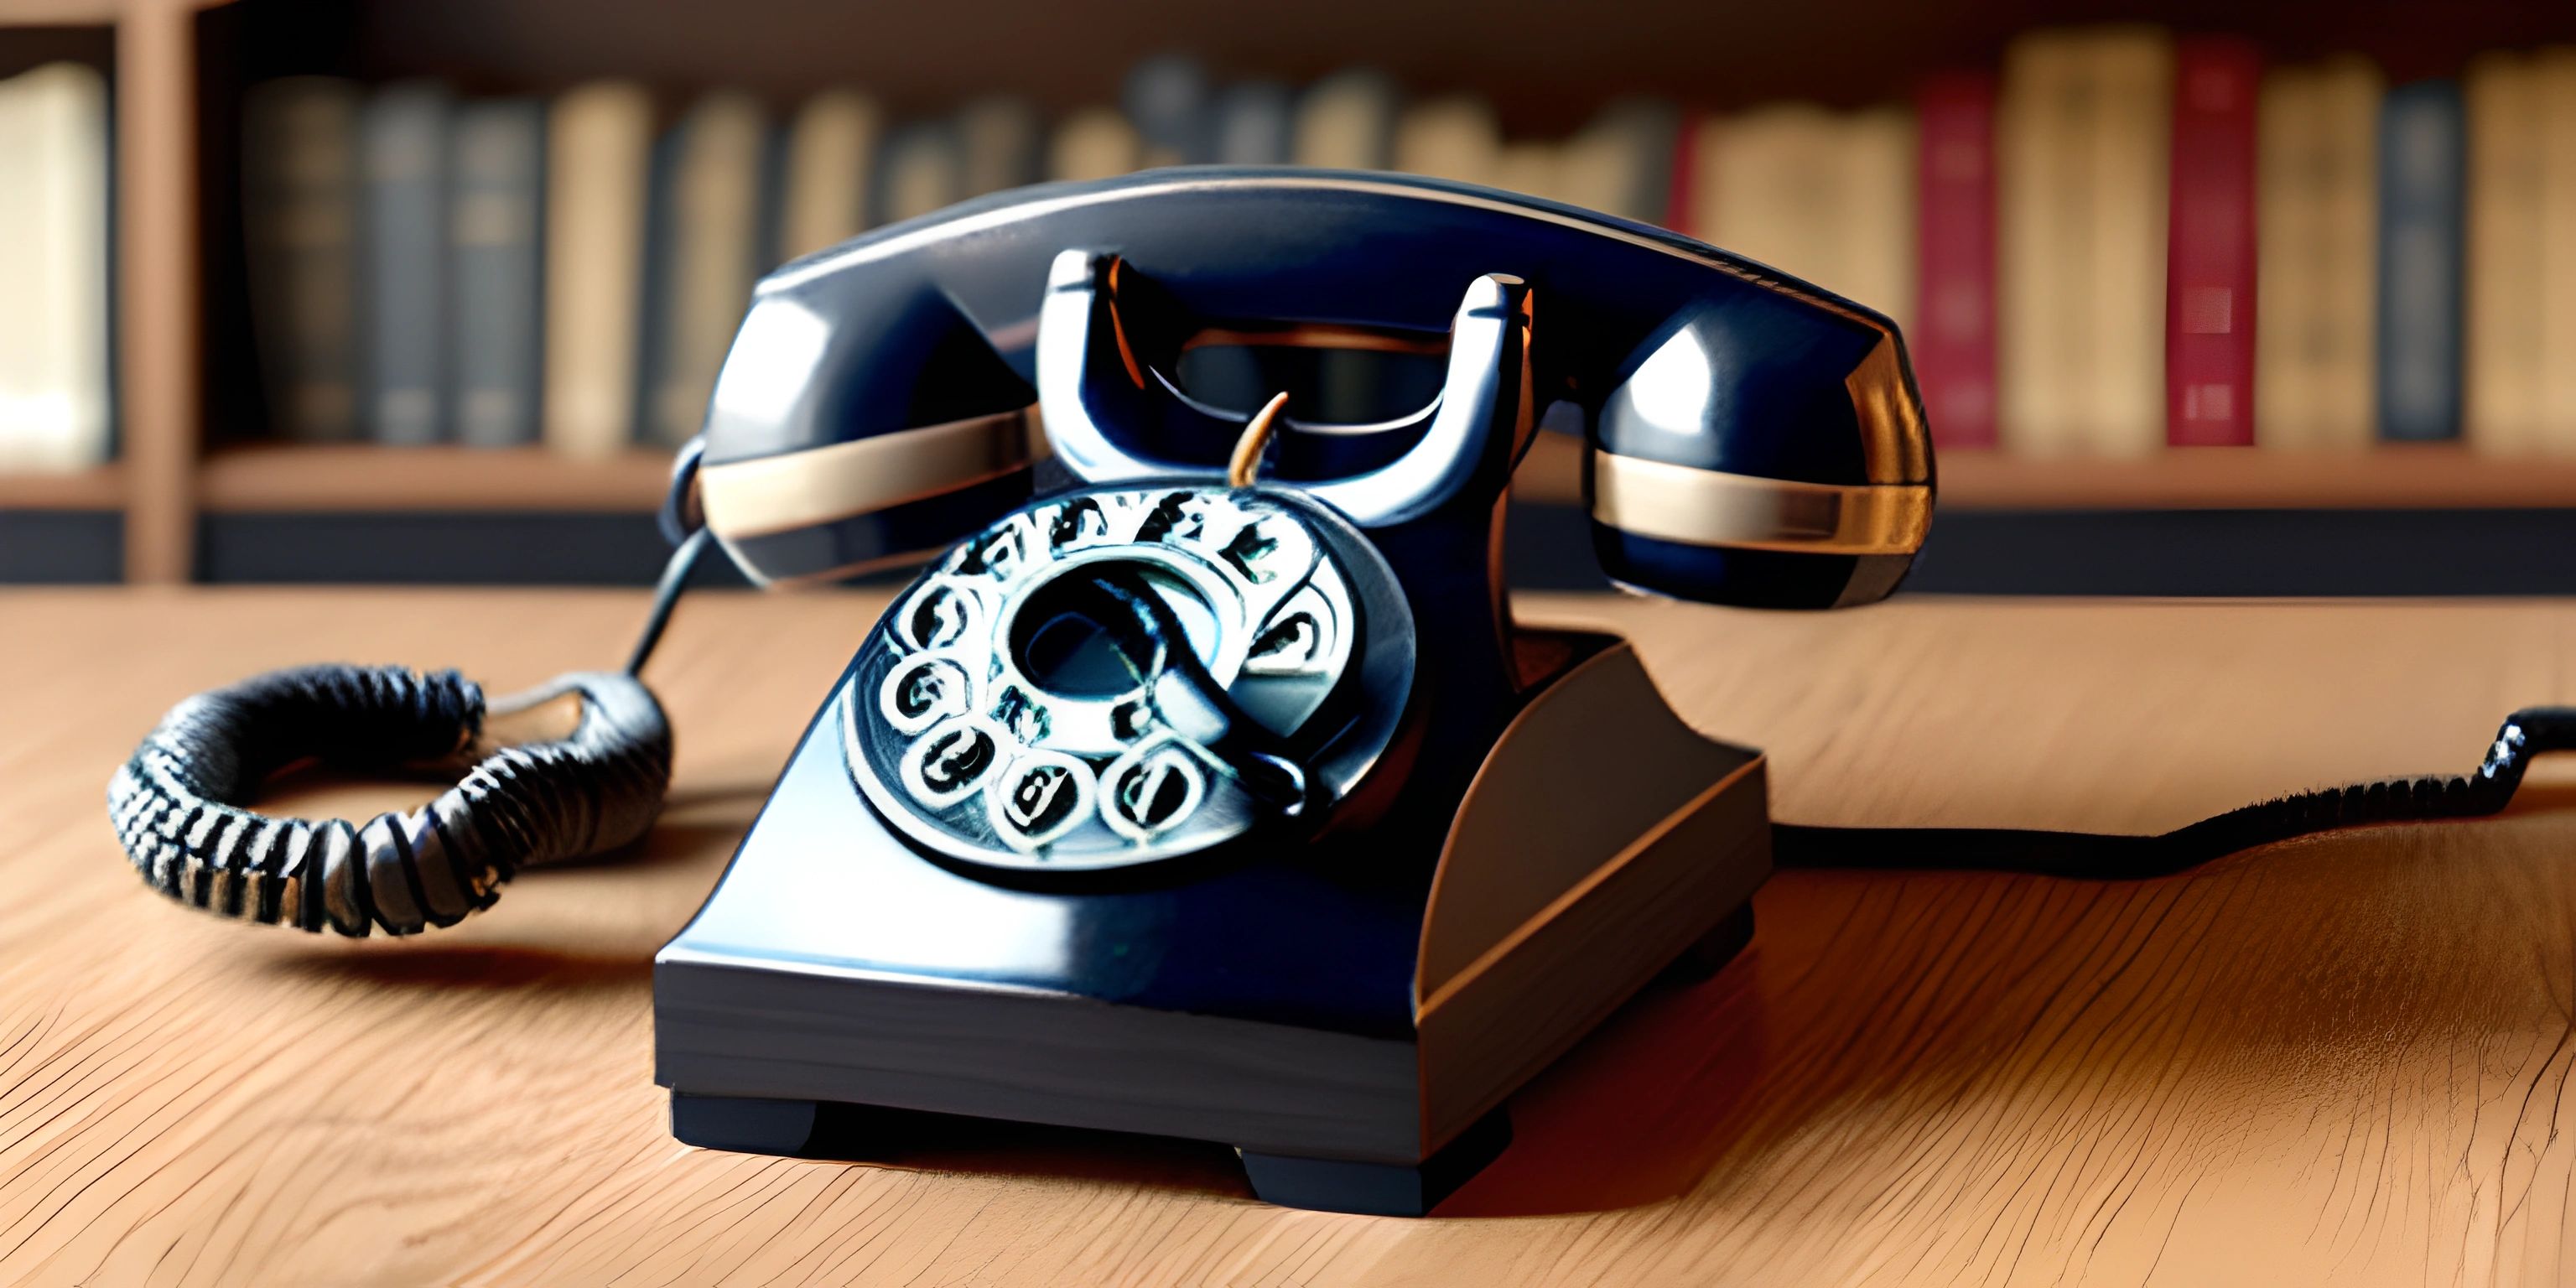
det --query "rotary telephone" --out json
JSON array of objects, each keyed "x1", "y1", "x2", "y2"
[{"x1": 109, "y1": 169, "x2": 2576, "y2": 1215}]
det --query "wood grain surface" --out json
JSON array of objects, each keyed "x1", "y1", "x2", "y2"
[{"x1": 4, "y1": 588, "x2": 2574, "y2": 1286}]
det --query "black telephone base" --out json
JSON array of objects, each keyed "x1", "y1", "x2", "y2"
[
  {"x1": 665, "y1": 907, "x2": 1755, "y2": 1215},
  {"x1": 656, "y1": 631, "x2": 1770, "y2": 1215}
]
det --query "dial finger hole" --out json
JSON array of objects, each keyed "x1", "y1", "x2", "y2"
[
  {"x1": 881, "y1": 655, "x2": 973, "y2": 735},
  {"x1": 1102, "y1": 740, "x2": 1208, "y2": 842},
  {"x1": 901, "y1": 718, "x2": 1001, "y2": 808},
  {"x1": 1244, "y1": 584, "x2": 1340, "y2": 677},
  {"x1": 986, "y1": 750, "x2": 1095, "y2": 851},
  {"x1": 898, "y1": 581, "x2": 984, "y2": 652}
]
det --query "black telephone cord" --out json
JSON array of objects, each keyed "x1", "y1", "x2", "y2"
[
  {"x1": 108, "y1": 665, "x2": 673, "y2": 936},
  {"x1": 1773, "y1": 708, "x2": 2576, "y2": 879}
]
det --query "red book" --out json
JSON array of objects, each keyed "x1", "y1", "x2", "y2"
[
  {"x1": 1665, "y1": 113, "x2": 1699, "y2": 235},
  {"x1": 1913, "y1": 73, "x2": 1998, "y2": 449},
  {"x1": 2165, "y1": 38, "x2": 2262, "y2": 446}
]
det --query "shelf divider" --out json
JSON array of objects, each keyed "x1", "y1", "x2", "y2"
[
  {"x1": 118, "y1": 0, "x2": 200, "y2": 582},
  {"x1": 198, "y1": 444, "x2": 678, "y2": 512},
  {"x1": 0, "y1": 464, "x2": 125, "y2": 510}
]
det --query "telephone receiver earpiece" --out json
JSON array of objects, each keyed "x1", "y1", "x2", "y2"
[{"x1": 1590, "y1": 301, "x2": 1934, "y2": 608}]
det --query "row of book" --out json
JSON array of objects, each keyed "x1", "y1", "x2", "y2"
[
  {"x1": 240, "y1": 60, "x2": 1692, "y2": 457},
  {"x1": 1950, "y1": 32, "x2": 2576, "y2": 455},
  {"x1": 206, "y1": 33, "x2": 2576, "y2": 464},
  {"x1": 0, "y1": 62, "x2": 110, "y2": 474}
]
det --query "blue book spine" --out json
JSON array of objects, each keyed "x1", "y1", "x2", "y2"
[
  {"x1": 447, "y1": 99, "x2": 544, "y2": 449},
  {"x1": 632, "y1": 121, "x2": 682, "y2": 449},
  {"x1": 2376, "y1": 80, "x2": 2464, "y2": 442},
  {"x1": 1211, "y1": 81, "x2": 1294, "y2": 166},
  {"x1": 360, "y1": 81, "x2": 451, "y2": 446},
  {"x1": 1124, "y1": 55, "x2": 1211, "y2": 165}
]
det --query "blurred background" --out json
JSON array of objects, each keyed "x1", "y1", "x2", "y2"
[{"x1": 3, "y1": 0, "x2": 2575, "y2": 595}]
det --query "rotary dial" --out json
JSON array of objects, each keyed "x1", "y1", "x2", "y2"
[{"x1": 844, "y1": 486, "x2": 1378, "y2": 870}]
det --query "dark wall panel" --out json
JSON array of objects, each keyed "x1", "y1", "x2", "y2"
[
  {"x1": 199, "y1": 512, "x2": 750, "y2": 587},
  {"x1": 0, "y1": 512, "x2": 124, "y2": 584},
  {"x1": 1903, "y1": 509, "x2": 2576, "y2": 598}
]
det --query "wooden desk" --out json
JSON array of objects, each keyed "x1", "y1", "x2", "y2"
[{"x1": 4, "y1": 589, "x2": 2573, "y2": 1286}]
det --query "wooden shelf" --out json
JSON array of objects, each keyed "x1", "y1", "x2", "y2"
[
  {"x1": 0, "y1": 464, "x2": 123, "y2": 510},
  {"x1": 1935, "y1": 445, "x2": 2576, "y2": 511},
  {"x1": 198, "y1": 444, "x2": 674, "y2": 512}
]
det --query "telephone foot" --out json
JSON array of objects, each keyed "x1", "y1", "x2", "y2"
[
  {"x1": 1237, "y1": 1109, "x2": 1512, "y2": 1216},
  {"x1": 670, "y1": 1092, "x2": 821, "y2": 1156}
]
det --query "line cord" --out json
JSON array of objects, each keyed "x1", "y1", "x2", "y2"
[
  {"x1": 626, "y1": 528, "x2": 714, "y2": 678},
  {"x1": 1772, "y1": 708, "x2": 2576, "y2": 878}
]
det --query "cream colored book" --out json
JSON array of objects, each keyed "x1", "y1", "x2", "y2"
[
  {"x1": 2536, "y1": 49, "x2": 2576, "y2": 451},
  {"x1": 2310, "y1": 60, "x2": 2385, "y2": 445},
  {"x1": 1555, "y1": 101, "x2": 1675, "y2": 223},
  {"x1": 1997, "y1": 33, "x2": 2087, "y2": 456},
  {"x1": 1553, "y1": 117, "x2": 1632, "y2": 218},
  {"x1": 1836, "y1": 106, "x2": 1917, "y2": 334},
  {"x1": 2464, "y1": 51, "x2": 2545, "y2": 454},
  {"x1": 1393, "y1": 96, "x2": 1501, "y2": 187},
  {"x1": 648, "y1": 91, "x2": 765, "y2": 449},
  {"x1": 0, "y1": 62, "x2": 110, "y2": 473},
  {"x1": 1495, "y1": 139, "x2": 1563, "y2": 203},
  {"x1": 2256, "y1": 67, "x2": 2322, "y2": 446},
  {"x1": 1046, "y1": 107, "x2": 1138, "y2": 182},
  {"x1": 1292, "y1": 70, "x2": 1397, "y2": 169},
  {"x1": 1696, "y1": 105, "x2": 1914, "y2": 330},
  {"x1": 956, "y1": 96, "x2": 1041, "y2": 197},
  {"x1": 876, "y1": 123, "x2": 960, "y2": 225},
  {"x1": 2256, "y1": 59, "x2": 2381, "y2": 449},
  {"x1": 1702, "y1": 105, "x2": 1842, "y2": 282},
  {"x1": 543, "y1": 81, "x2": 653, "y2": 459},
  {"x1": 1998, "y1": 28, "x2": 2172, "y2": 457},
  {"x1": 776, "y1": 89, "x2": 880, "y2": 262},
  {"x1": 2084, "y1": 28, "x2": 2174, "y2": 457}
]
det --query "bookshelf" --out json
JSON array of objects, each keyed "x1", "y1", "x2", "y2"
[{"x1": 8, "y1": 0, "x2": 2576, "y2": 590}]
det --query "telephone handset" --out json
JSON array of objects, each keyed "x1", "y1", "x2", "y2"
[
  {"x1": 689, "y1": 169, "x2": 1929, "y2": 606},
  {"x1": 106, "y1": 169, "x2": 2574, "y2": 1214}
]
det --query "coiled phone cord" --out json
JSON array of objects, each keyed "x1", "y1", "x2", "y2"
[
  {"x1": 1773, "y1": 708, "x2": 2576, "y2": 879},
  {"x1": 105, "y1": 531, "x2": 712, "y2": 937}
]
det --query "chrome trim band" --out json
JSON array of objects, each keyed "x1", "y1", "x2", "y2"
[
  {"x1": 699, "y1": 408, "x2": 1036, "y2": 540},
  {"x1": 1588, "y1": 450, "x2": 1932, "y2": 556}
]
